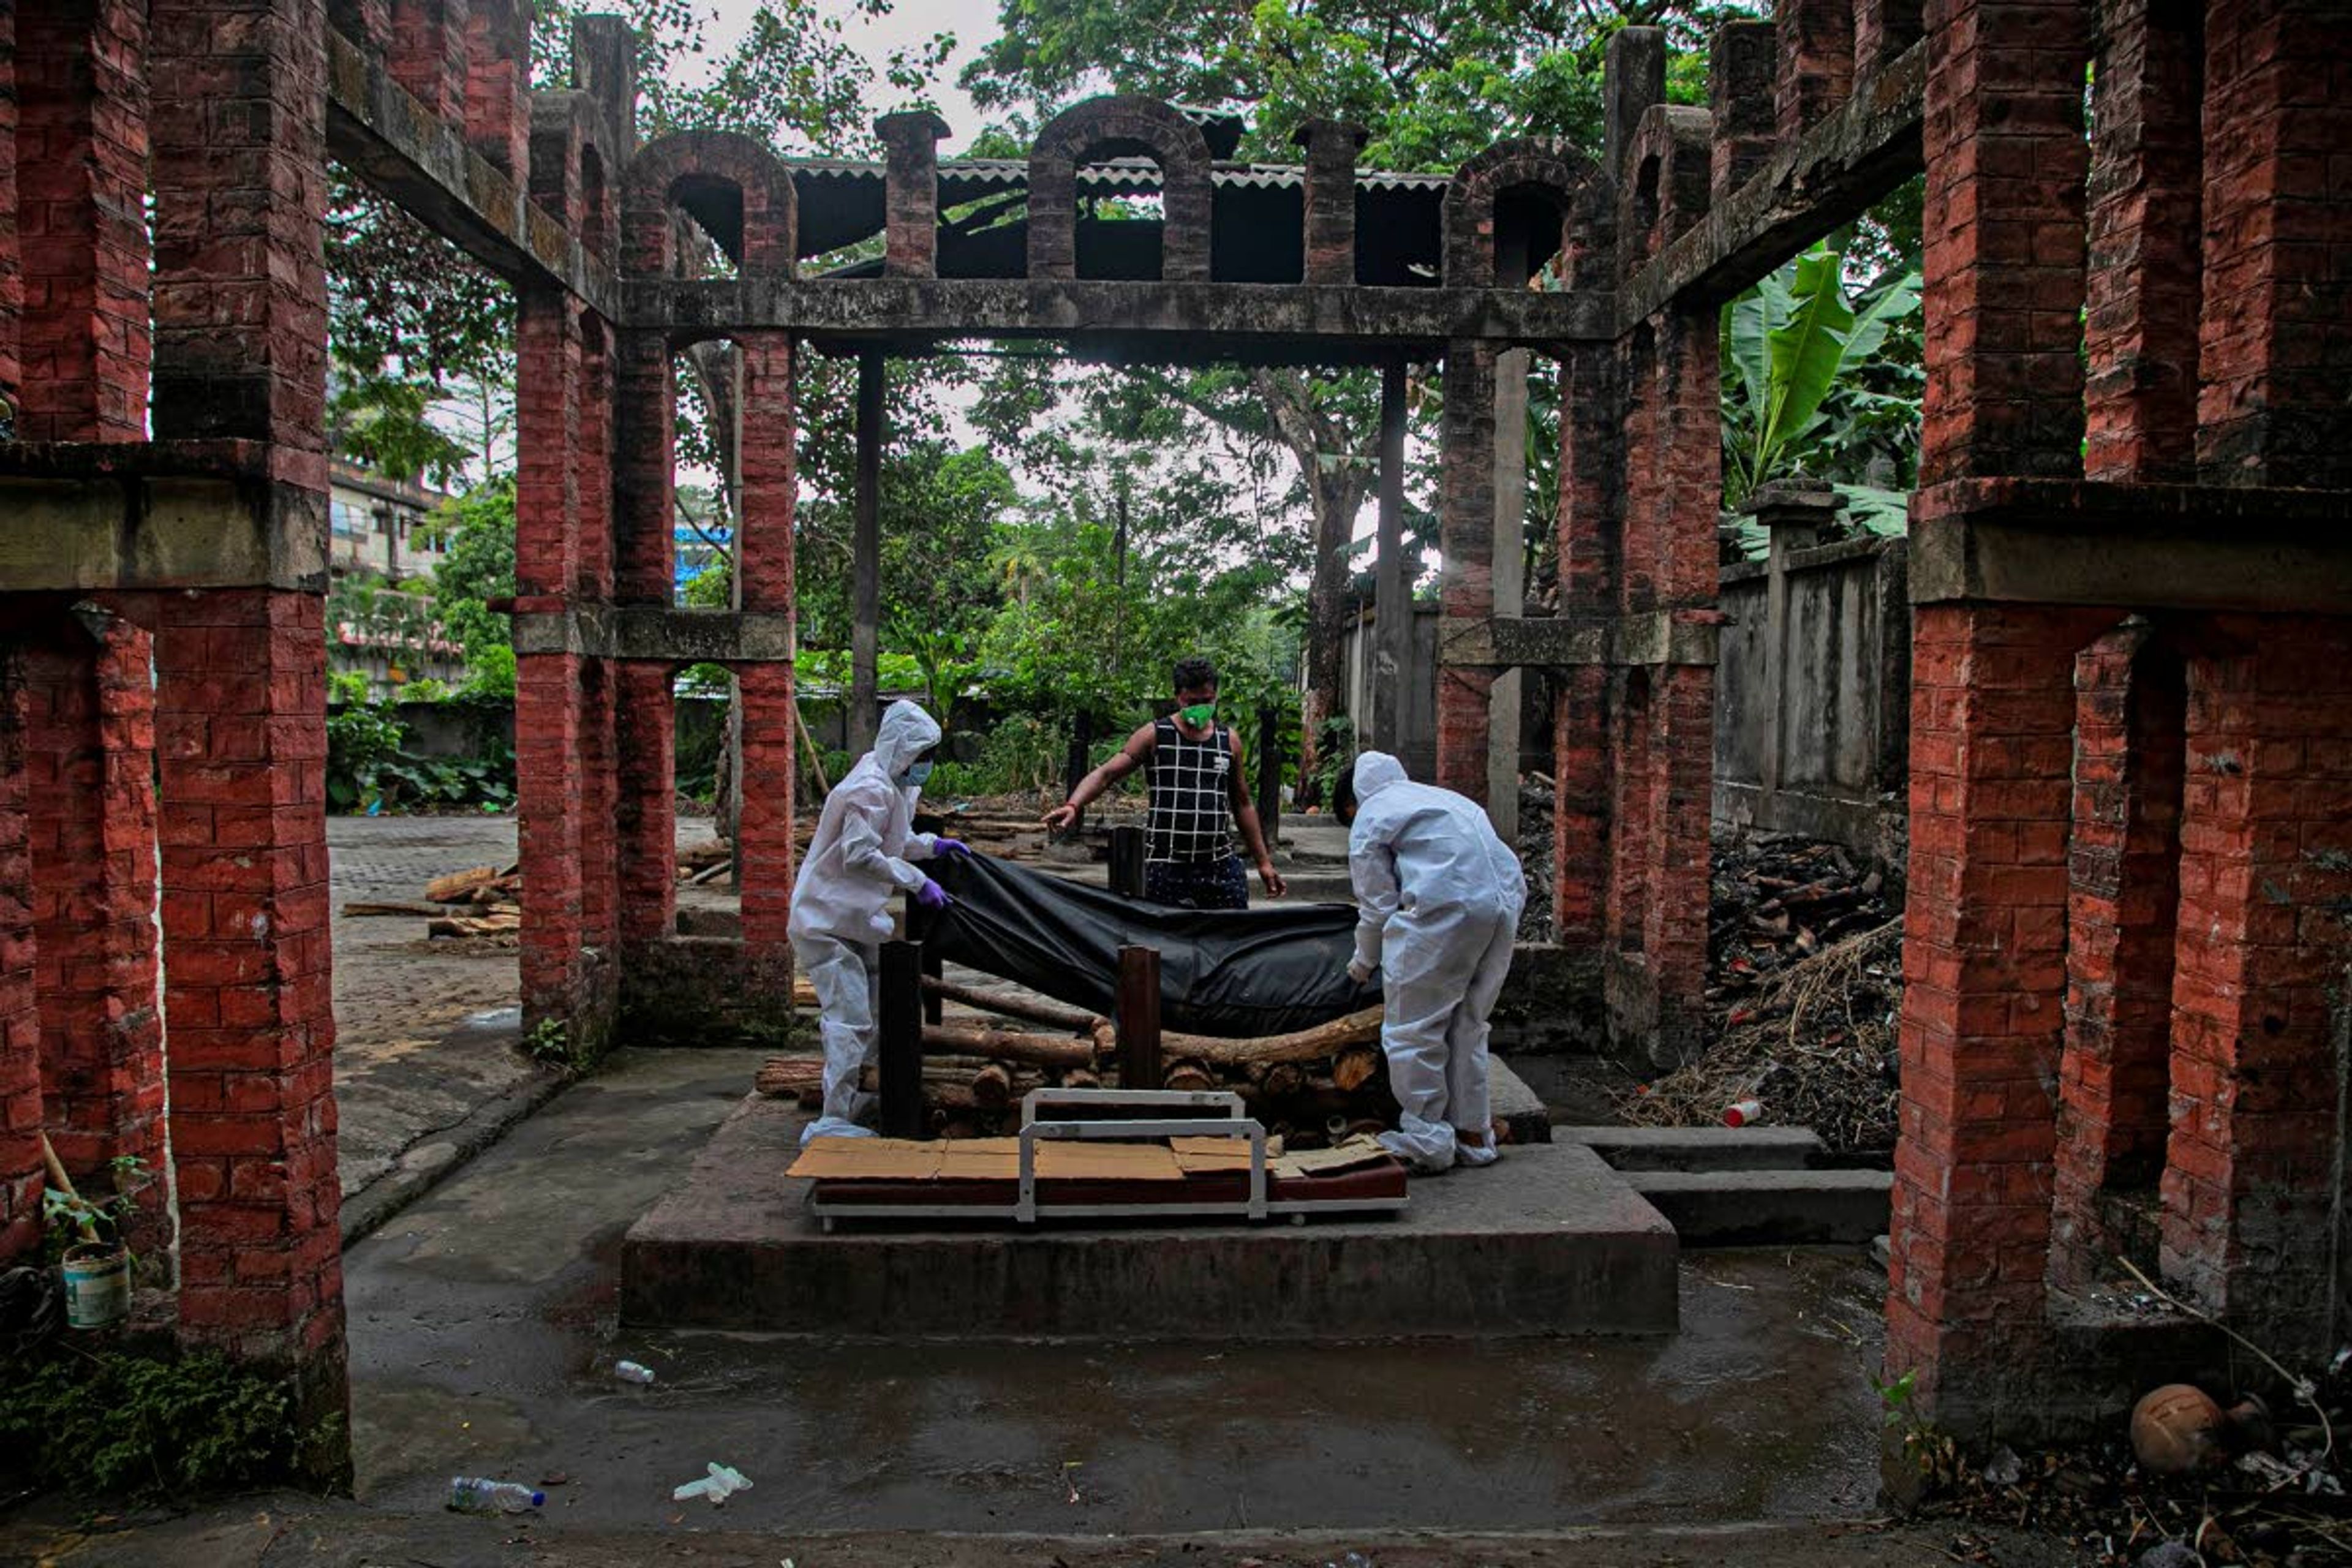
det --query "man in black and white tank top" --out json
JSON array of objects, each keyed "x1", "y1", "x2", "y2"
[{"x1": 1044, "y1": 655, "x2": 1286, "y2": 910}]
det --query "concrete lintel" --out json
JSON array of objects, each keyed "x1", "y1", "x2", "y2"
[
  {"x1": 1628, "y1": 1168, "x2": 1892, "y2": 1246},
  {"x1": 623, "y1": 277, "x2": 1615, "y2": 358},
  {"x1": 1438, "y1": 612, "x2": 1720, "y2": 669},
  {"x1": 1619, "y1": 40, "x2": 1924, "y2": 324},
  {"x1": 1908, "y1": 478, "x2": 2352, "y2": 614},
  {"x1": 1557, "y1": 1125, "x2": 1829, "y2": 1172},
  {"x1": 325, "y1": 28, "x2": 616, "y2": 316},
  {"x1": 512, "y1": 605, "x2": 797, "y2": 662},
  {"x1": 0, "y1": 446, "x2": 327, "y2": 592}
]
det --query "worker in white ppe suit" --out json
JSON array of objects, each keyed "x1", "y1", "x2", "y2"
[
  {"x1": 788, "y1": 699, "x2": 968, "y2": 1145},
  {"x1": 1335, "y1": 751, "x2": 1525, "y2": 1173}
]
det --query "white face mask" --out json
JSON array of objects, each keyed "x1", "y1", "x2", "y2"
[{"x1": 900, "y1": 760, "x2": 934, "y2": 789}]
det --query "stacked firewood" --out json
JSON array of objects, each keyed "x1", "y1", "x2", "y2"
[
  {"x1": 1706, "y1": 833, "x2": 1894, "y2": 989},
  {"x1": 756, "y1": 978, "x2": 1400, "y2": 1148}
]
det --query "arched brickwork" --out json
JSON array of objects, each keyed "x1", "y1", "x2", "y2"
[
  {"x1": 1026, "y1": 96, "x2": 1213, "y2": 282},
  {"x1": 1442, "y1": 138, "x2": 1611, "y2": 289},
  {"x1": 622, "y1": 130, "x2": 797, "y2": 279},
  {"x1": 1618, "y1": 105, "x2": 1712, "y2": 268}
]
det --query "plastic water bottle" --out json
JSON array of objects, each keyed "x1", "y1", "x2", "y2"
[
  {"x1": 448, "y1": 1476, "x2": 545, "y2": 1513},
  {"x1": 614, "y1": 1359, "x2": 655, "y2": 1384}
]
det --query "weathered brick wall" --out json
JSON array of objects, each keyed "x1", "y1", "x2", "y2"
[
  {"x1": 13, "y1": 0, "x2": 149, "y2": 443},
  {"x1": 734, "y1": 333, "x2": 797, "y2": 965},
  {"x1": 21, "y1": 616, "x2": 165, "y2": 1234},
  {"x1": 0, "y1": 671, "x2": 43, "y2": 1267},
  {"x1": 877, "y1": 110, "x2": 948, "y2": 279},
  {"x1": 1027, "y1": 97, "x2": 1212, "y2": 282},
  {"x1": 0, "y1": 4, "x2": 21, "y2": 425}
]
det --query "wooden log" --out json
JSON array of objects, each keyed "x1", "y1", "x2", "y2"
[
  {"x1": 921, "y1": 1023, "x2": 1096, "y2": 1070},
  {"x1": 1159, "y1": 1006, "x2": 1385, "y2": 1068},
  {"x1": 756, "y1": 1055, "x2": 825, "y2": 1098},
  {"x1": 1058, "y1": 1067, "x2": 1102, "y2": 1091},
  {"x1": 426, "y1": 866, "x2": 499, "y2": 903},
  {"x1": 1162, "y1": 1060, "x2": 1216, "y2": 1094},
  {"x1": 428, "y1": 913, "x2": 522, "y2": 938},
  {"x1": 919, "y1": 975, "x2": 1105, "y2": 1036},
  {"x1": 971, "y1": 1062, "x2": 1014, "y2": 1110},
  {"x1": 1262, "y1": 1063, "x2": 1306, "y2": 1098},
  {"x1": 1332, "y1": 1044, "x2": 1383, "y2": 1093},
  {"x1": 341, "y1": 901, "x2": 444, "y2": 918}
]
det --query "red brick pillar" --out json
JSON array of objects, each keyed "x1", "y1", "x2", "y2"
[
  {"x1": 1855, "y1": 0, "x2": 1924, "y2": 78},
  {"x1": 152, "y1": 590, "x2": 348, "y2": 1479},
  {"x1": 735, "y1": 334, "x2": 797, "y2": 964},
  {"x1": 1776, "y1": 0, "x2": 1856, "y2": 139},
  {"x1": 2196, "y1": 0, "x2": 2352, "y2": 487},
  {"x1": 1708, "y1": 21, "x2": 1777, "y2": 198},
  {"x1": 21, "y1": 615, "x2": 165, "y2": 1227},
  {"x1": 877, "y1": 110, "x2": 949, "y2": 279},
  {"x1": 1551, "y1": 344, "x2": 1616, "y2": 952},
  {"x1": 2160, "y1": 616, "x2": 2352, "y2": 1359},
  {"x1": 1434, "y1": 340, "x2": 1496, "y2": 802},
  {"x1": 1885, "y1": 603, "x2": 2117, "y2": 1433},
  {"x1": 149, "y1": 0, "x2": 330, "y2": 450},
  {"x1": 462, "y1": 0, "x2": 528, "y2": 180},
  {"x1": 576, "y1": 319, "x2": 619, "y2": 962},
  {"x1": 0, "y1": 673, "x2": 45, "y2": 1267},
  {"x1": 13, "y1": 0, "x2": 150, "y2": 443},
  {"x1": 1294, "y1": 118, "x2": 1368, "y2": 286},
  {"x1": 514, "y1": 287, "x2": 588, "y2": 1027},
  {"x1": 0, "y1": 3, "x2": 21, "y2": 424},
  {"x1": 387, "y1": 0, "x2": 468, "y2": 123},
  {"x1": 1918, "y1": 0, "x2": 2090, "y2": 486},
  {"x1": 614, "y1": 328, "x2": 676, "y2": 948},
  {"x1": 2082, "y1": 0, "x2": 2202, "y2": 483},
  {"x1": 2049, "y1": 624, "x2": 2185, "y2": 1292}
]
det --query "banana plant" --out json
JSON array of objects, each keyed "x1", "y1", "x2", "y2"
[{"x1": 1721, "y1": 244, "x2": 1921, "y2": 513}]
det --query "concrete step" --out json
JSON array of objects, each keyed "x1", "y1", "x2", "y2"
[
  {"x1": 1624, "y1": 1169, "x2": 1891, "y2": 1247},
  {"x1": 622, "y1": 1095, "x2": 1678, "y2": 1338},
  {"x1": 1554, "y1": 1125, "x2": 1827, "y2": 1171}
]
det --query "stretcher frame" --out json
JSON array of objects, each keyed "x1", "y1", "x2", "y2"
[{"x1": 807, "y1": 1087, "x2": 1411, "y2": 1231}]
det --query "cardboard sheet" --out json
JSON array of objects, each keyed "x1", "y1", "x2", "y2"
[
  {"x1": 787, "y1": 1137, "x2": 944, "y2": 1181},
  {"x1": 1169, "y1": 1136, "x2": 1259, "y2": 1174},
  {"x1": 1272, "y1": 1139, "x2": 1393, "y2": 1180},
  {"x1": 1033, "y1": 1141, "x2": 1186, "y2": 1182}
]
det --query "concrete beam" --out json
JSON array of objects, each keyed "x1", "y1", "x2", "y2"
[
  {"x1": 325, "y1": 26, "x2": 617, "y2": 316},
  {"x1": 1907, "y1": 478, "x2": 2352, "y2": 614},
  {"x1": 1628, "y1": 1169, "x2": 1891, "y2": 1245},
  {"x1": 1556, "y1": 1125, "x2": 1830, "y2": 1172},
  {"x1": 1438, "y1": 612, "x2": 1721, "y2": 669},
  {"x1": 0, "y1": 442, "x2": 327, "y2": 592},
  {"x1": 620, "y1": 278, "x2": 1615, "y2": 360},
  {"x1": 511, "y1": 605, "x2": 797, "y2": 662},
  {"x1": 1619, "y1": 40, "x2": 1924, "y2": 324}
]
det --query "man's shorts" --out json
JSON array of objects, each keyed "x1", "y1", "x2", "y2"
[{"x1": 1144, "y1": 856, "x2": 1250, "y2": 911}]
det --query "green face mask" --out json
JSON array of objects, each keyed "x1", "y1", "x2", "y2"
[{"x1": 1177, "y1": 702, "x2": 1216, "y2": 726}]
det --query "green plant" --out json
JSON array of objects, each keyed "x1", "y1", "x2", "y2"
[
  {"x1": 326, "y1": 696, "x2": 408, "y2": 811},
  {"x1": 43, "y1": 1155, "x2": 153, "y2": 1263},
  {"x1": 398, "y1": 676, "x2": 450, "y2": 703},
  {"x1": 524, "y1": 1017, "x2": 571, "y2": 1068},
  {"x1": 0, "y1": 1343, "x2": 320, "y2": 1498}
]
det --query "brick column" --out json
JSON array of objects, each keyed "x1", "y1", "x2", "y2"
[
  {"x1": 1550, "y1": 344, "x2": 1616, "y2": 951},
  {"x1": 1776, "y1": 0, "x2": 1856, "y2": 139},
  {"x1": 14, "y1": 0, "x2": 149, "y2": 442},
  {"x1": 2196, "y1": 0, "x2": 2352, "y2": 487},
  {"x1": 2160, "y1": 615, "x2": 2352, "y2": 1360},
  {"x1": 1885, "y1": 603, "x2": 2118, "y2": 1433},
  {"x1": 1294, "y1": 118, "x2": 1368, "y2": 285},
  {"x1": 514, "y1": 287, "x2": 588, "y2": 1027},
  {"x1": 1918, "y1": 0, "x2": 2090, "y2": 486},
  {"x1": 0, "y1": 2, "x2": 21, "y2": 426},
  {"x1": 2084, "y1": 0, "x2": 2202, "y2": 483},
  {"x1": 576, "y1": 320, "x2": 618, "y2": 963},
  {"x1": 735, "y1": 333, "x2": 797, "y2": 963},
  {"x1": 153, "y1": 589, "x2": 347, "y2": 1483},
  {"x1": 2049, "y1": 624, "x2": 2185, "y2": 1292},
  {"x1": 149, "y1": 0, "x2": 329, "y2": 453},
  {"x1": 0, "y1": 673, "x2": 45, "y2": 1267},
  {"x1": 877, "y1": 110, "x2": 949, "y2": 278},
  {"x1": 1433, "y1": 341, "x2": 1496, "y2": 802},
  {"x1": 386, "y1": 0, "x2": 468, "y2": 123},
  {"x1": 1708, "y1": 21, "x2": 1776, "y2": 199},
  {"x1": 1856, "y1": 0, "x2": 1925, "y2": 78},
  {"x1": 614, "y1": 328, "x2": 676, "y2": 947},
  {"x1": 22, "y1": 617, "x2": 165, "y2": 1221},
  {"x1": 462, "y1": 0, "x2": 529, "y2": 179}
]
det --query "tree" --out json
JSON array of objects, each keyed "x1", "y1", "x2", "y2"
[
  {"x1": 425, "y1": 481, "x2": 520, "y2": 695},
  {"x1": 1719, "y1": 241, "x2": 1922, "y2": 545}
]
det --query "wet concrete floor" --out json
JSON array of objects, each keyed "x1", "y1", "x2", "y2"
[{"x1": 344, "y1": 1047, "x2": 1892, "y2": 1540}]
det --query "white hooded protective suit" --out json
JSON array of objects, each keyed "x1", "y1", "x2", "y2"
[
  {"x1": 788, "y1": 700, "x2": 943, "y2": 1144},
  {"x1": 1346, "y1": 751, "x2": 1526, "y2": 1172}
]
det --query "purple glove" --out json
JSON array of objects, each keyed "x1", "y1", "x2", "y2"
[
  {"x1": 933, "y1": 837, "x2": 971, "y2": 858},
  {"x1": 915, "y1": 878, "x2": 952, "y2": 912}
]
